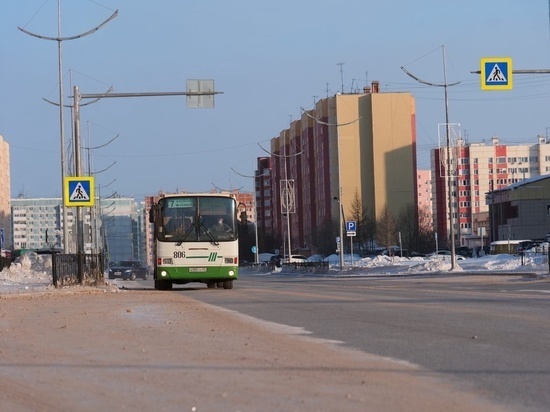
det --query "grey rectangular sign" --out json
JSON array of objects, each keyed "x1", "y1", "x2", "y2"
[{"x1": 186, "y1": 79, "x2": 215, "y2": 108}]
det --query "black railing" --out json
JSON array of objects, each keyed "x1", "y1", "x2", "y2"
[
  {"x1": 52, "y1": 253, "x2": 104, "y2": 287},
  {"x1": 519, "y1": 250, "x2": 549, "y2": 269}
]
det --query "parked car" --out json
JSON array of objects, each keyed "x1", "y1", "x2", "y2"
[
  {"x1": 285, "y1": 255, "x2": 308, "y2": 264},
  {"x1": 427, "y1": 250, "x2": 466, "y2": 260},
  {"x1": 268, "y1": 254, "x2": 308, "y2": 267},
  {"x1": 108, "y1": 260, "x2": 150, "y2": 280},
  {"x1": 269, "y1": 254, "x2": 284, "y2": 267}
]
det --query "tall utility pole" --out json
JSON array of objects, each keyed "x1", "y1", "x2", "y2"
[
  {"x1": 71, "y1": 80, "x2": 222, "y2": 254},
  {"x1": 19, "y1": 2, "x2": 118, "y2": 253},
  {"x1": 401, "y1": 45, "x2": 460, "y2": 270},
  {"x1": 259, "y1": 134, "x2": 302, "y2": 263}
]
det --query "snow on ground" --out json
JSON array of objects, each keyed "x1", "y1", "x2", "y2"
[
  {"x1": 267, "y1": 252, "x2": 550, "y2": 277},
  {"x1": 0, "y1": 252, "x2": 55, "y2": 294},
  {"x1": 1, "y1": 251, "x2": 548, "y2": 294}
]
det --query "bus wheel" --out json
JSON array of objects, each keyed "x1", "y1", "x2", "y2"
[
  {"x1": 207, "y1": 282, "x2": 216, "y2": 289},
  {"x1": 223, "y1": 280, "x2": 233, "y2": 289},
  {"x1": 216, "y1": 281, "x2": 224, "y2": 288}
]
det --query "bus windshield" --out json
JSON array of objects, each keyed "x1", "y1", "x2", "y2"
[{"x1": 158, "y1": 196, "x2": 237, "y2": 243}]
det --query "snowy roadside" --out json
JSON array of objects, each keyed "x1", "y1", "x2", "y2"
[
  {"x1": 2, "y1": 251, "x2": 549, "y2": 295},
  {"x1": 0, "y1": 252, "x2": 118, "y2": 295},
  {"x1": 251, "y1": 253, "x2": 550, "y2": 278}
]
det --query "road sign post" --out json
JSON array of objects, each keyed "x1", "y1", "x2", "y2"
[{"x1": 64, "y1": 176, "x2": 95, "y2": 207}]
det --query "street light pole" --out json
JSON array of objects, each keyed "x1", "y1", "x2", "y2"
[
  {"x1": 302, "y1": 105, "x2": 361, "y2": 272},
  {"x1": 442, "y1": 47, "x2": 457, "y2": 270},
  {"x1": 259, "y1": 136, "x2": 302, "y2": 265},
  {"x1": 19, "y1": 3, "x2": 118, "y2": 253},
  {"x1": 231, "y1": 167, "x2": 269, "y2": 265},
  {"x1": 401, "y1": 45, "x2": 460, "y2": 269}
]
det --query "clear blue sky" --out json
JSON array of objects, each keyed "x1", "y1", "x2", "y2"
[{"x1": 1, "y1": 0, "x2": 549, "y2": 200}]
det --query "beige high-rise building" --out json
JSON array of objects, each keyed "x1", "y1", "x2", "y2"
[
  {"x1": 261, "y1": 83, "x2": 418, "y2": 254},
  {"x1": 0, "y1": 135, "x2": 10, "y2": 250}
]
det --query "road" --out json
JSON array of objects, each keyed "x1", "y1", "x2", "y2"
[{"x1": 120, "y1": 270, "x2": 550, "y2": 412}]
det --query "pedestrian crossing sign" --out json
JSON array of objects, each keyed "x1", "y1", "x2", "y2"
[
  {"x1": 480, "y1": 57, "x2": 512, "y2": 90},
  {"x1": 64, "y1": 176, "x2": 95, "y2": 207}
]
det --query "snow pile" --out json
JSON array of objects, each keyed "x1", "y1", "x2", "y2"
[
  {"x1": 407, "y1": 258, "x2": 457, "y2": 273},
  {"x1": 0, "y1": 252, "x2": 53, "y2": 292}
]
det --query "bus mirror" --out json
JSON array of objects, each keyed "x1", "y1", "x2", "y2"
[{"x1": 149, "y1": 205, "x2": 157, "y2": 223}]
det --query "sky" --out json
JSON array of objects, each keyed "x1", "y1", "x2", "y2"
[
  {"x1": 1, "y1": 0, "x2": 549, "y2": 202},
  {"x1": 1, "y1": 250, "x2": 548, "y2": 294}
]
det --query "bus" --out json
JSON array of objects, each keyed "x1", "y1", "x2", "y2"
[
  {"x1": 489, "y1": 240, "x2": 531, "y2": 255},
  {"x1": 149, "y1": 192, "x2": 239, "y2": 290}
]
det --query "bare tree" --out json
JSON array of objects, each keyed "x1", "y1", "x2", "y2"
[
  {"x1": 397, "y1": 203, "x2": 416, "y2": 255},
  {"x1": 311, "y1": 218, "x2": 337, "y2": 257},
  {"x1": 396, "y1": 203, "x2": 435, "y2": 255},
  {"x1": 349, "y1": 191, "x2": 375, "y2": 255},
  {"x1": 376, "y1": 207, "x2": 398, "y2": 254},
  {"x1": 417, "y1": 204, "x2": 436, "y2": 253}
]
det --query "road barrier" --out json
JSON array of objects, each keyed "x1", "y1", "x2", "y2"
[{"x1": 52, "y1": 253, "x2": 104, "y2": 287}]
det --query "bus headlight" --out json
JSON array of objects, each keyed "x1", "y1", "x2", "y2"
[
  {"x1": 228, "y1": 270, "x2": 235, "y2": 277},
  {"x1": 161, "y1": 271, "x2": 168, "y2": 277}
]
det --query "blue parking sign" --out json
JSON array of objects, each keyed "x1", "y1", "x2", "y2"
[{"x1": 346, "y1": 221, "x2": 356, "y2": 232}]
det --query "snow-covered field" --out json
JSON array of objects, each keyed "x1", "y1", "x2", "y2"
[{"x1": 1, "y1": 251, "x2": 548, "y2": 294}]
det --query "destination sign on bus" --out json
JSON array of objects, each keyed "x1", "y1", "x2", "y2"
[{"x1": 167, "y1": 198, "x2": 194, "y2": 208}]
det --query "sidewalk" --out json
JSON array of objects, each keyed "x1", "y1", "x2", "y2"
[{"x1": 0, "y1": 288, "x2": 510, "y2": 412}]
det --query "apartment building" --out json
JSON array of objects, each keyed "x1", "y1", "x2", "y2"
[
  {"x1": 432, "y1": 135, "x2": 550, "y2": 248},
  {"x1": 11, "y1": 196, "x2": 142, "y2": 263},
  {"x1": 11, "y1": 198, "x2": 68, "y2": 250},
  {"x1": 417, "y1": 169, "x2": 433, "y2": 229},
  {"x1": 0, "y1": 135, "x2": 10, "y2": 250},
  {"x1": 257, "y1": 83, "x2": 418, "y2": 255}
]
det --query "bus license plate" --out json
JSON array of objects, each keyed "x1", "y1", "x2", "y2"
[{"x1": 189, "y1": 267, "x2": 207, "y2": 272}]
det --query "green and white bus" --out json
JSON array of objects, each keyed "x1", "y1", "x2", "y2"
[{"x1": 149, "y1": 192, "x2": 239, "y2": 290}]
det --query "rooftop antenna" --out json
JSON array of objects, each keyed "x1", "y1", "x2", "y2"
[{"x1": 337, "y1": 62, "x2": 345, "y2": 94}]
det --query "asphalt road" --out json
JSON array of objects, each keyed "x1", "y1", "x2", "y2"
[{"x1": 115, "y1": 270, "x2": 550, "y2": 411}]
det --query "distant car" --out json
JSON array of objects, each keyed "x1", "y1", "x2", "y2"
[
  {"x1": 269, "y1": 254, "x2": 283, "y2": 267},
  {"x1": 269, "y1": 254, "x2": 308, "y2": 266},
  {"x1": 427, "y1": 250, "x2": 466, "y2": 260},
  {"x1": 285, "y1": 255, "x2": 308, "y2": 264},
  {"x1": 108, "y1": 260, "x2": 150, "y2": 280}
]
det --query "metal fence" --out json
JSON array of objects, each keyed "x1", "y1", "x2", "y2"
[
  {"x1": 520, "y1": 251, "x2": 549, "y2": 271},
  {"x1": 52, "y1": 253, "x2": 105, "y2": 287}
]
